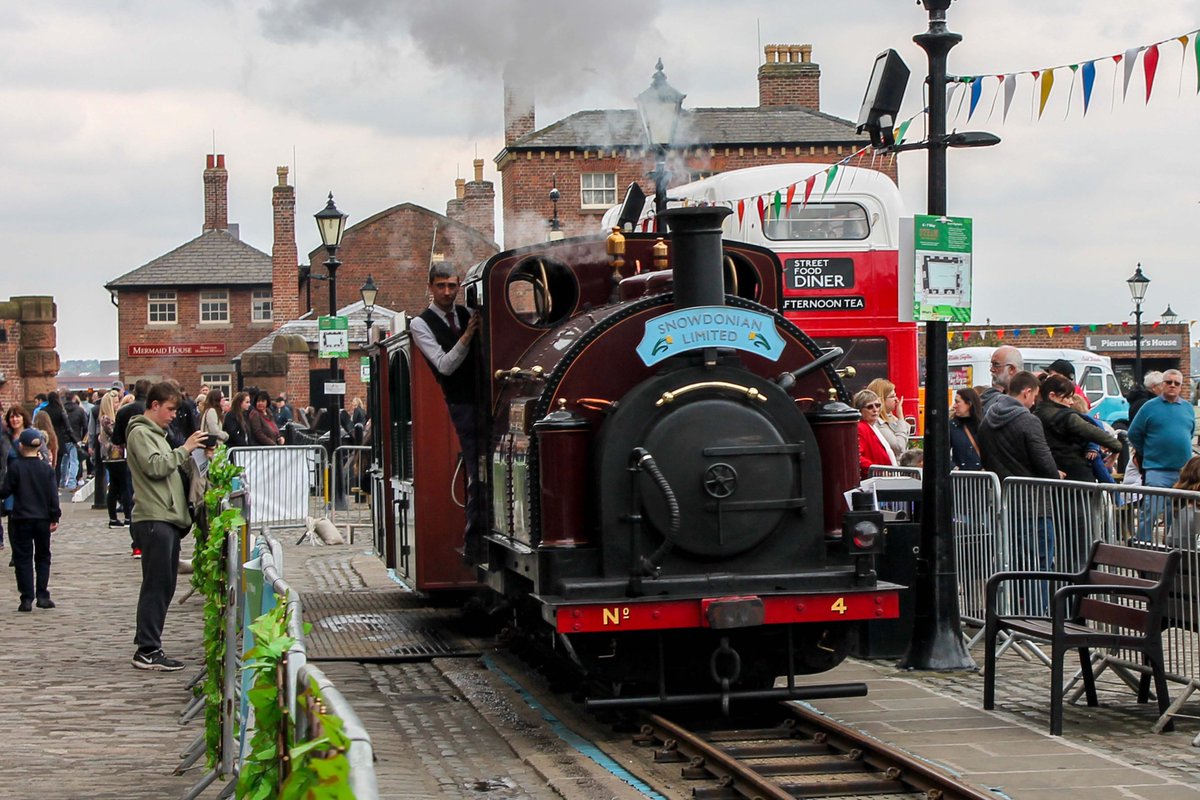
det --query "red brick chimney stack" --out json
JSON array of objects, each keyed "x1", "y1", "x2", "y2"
[
  {"x1": 758, "y1": 44, "x2": 820, "y2": 109},
  {"x1": 461, "y1": 158, "x2": 496, "y2": 243},
  {"x1": 446, "y1": 159, "x2": 496, "y2": 243},
  {"x1": 203, "y1": 153, "x2": 229, "y2": 231},
  {"x1": 504, "y1": 82, "x2": 535, "y2": 146},
  {"x1": 271, "y1": 166, "x2": 299, "y2": 327}
]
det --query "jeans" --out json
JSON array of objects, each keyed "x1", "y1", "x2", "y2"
[
  {"x1": 105, "y1": 460, "x2": 132, "y2": 523},
  {"x1": 132, "y1": 521, "x2": 184, "y2": 653},
  {"x1": 9, "y1": 519, "x2": 52, "y2": 603},
  {"x1": 58, "y1": 442, "x2": 79, "y2": 489},
  {"x1": 1137, "y1": 468, "x2": 1181, "y2": 543}
]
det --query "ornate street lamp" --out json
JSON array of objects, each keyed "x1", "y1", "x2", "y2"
[
  {"x1": 636, "y1": 59, "x2": 685, "y2": 224},
  {"x1": 315, "y1": 192, "x2": 348, "y2": 456},
  {"x1": 1127, "y1": 263, "x2": 1150, "y2": 384},
  {"x1": 360, "y1": 274, "x2": 378, "y2": 333},
  {"x1": 1161, "y1": 304, "x2": 1178, "y2": 327}
]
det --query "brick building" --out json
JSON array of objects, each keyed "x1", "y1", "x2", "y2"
[
  {"x1": 241, "y1": 161, "x2": 499, "y2": 412},
  {"x1": 0, "y1": 296, "x2": 59, "y2": 409},
  {"x1": 923, "y1": 322, "x2": 1193, "y2": 395},
  {"x1": 105, "y1": 155, "x2": 275, "y2": 399},
  {"x1": 497, "y1": 44, "x2": 896, "y2": 248}
]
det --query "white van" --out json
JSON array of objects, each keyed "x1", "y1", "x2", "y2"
[{"x1": 947, "y1": 347, "x2": 1130, "y2": 427}]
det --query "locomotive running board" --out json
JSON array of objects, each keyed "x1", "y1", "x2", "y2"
[{"x1": 584, "y1": 681, "x2": 868, "y2": 710}]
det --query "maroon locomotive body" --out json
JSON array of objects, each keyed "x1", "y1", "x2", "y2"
[{"x1": 371, "y1": 206, "x2": 899, "y2": 707}]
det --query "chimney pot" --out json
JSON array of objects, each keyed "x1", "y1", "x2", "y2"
[
  {"x1": 216, "y1": 154, "x2": 225, "y2": 168},
  {"x1": 764, "y1": 45, "x2": 778, "y2": 63},
  {"x1": 472, "y1": 158, "x2": 484, "y2": 183},
  {"x1": 455, "y1": 178, "x2": 466, "y2": 200},
  {"x1": 207, "y1": 154, "x2": 215, "y2": 169},
  {"x1": 277, "y1": 166, "x2": 288, "y2": 186},
  {"x1": 799, "y1": 44, "x2": 812, "y2": 63}
]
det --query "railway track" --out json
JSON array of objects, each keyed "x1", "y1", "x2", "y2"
[{"x1": 635, "y1": 702, "x2": 995, "y2": 800}]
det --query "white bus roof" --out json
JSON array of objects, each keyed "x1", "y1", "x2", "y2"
[
  {"x1": 670, "y1": 163, "x2": 902, "y2": 208},
  {"x1": 602, "y1": 163, "x2": 904, "y2": 246},
  {"x1": 948, "y1": 346, "x2": 1111, "y2": 366}
]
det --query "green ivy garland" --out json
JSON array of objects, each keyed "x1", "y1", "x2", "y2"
[
  {"x1": 191, "y1": 445, "x2": 245, "y2": 769},
  {"x1": 281, "y1": 677, "x2": 356, "y2": 800},
  {"x1": 236, "y1": 602, "x2": 294, "y2": 800}
]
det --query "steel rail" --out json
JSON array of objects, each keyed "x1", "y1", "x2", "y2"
[{"x1": 640, "y1": 701, "x2": 998, "y2": 800}]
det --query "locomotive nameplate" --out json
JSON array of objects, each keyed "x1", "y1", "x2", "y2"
[
  {"x1": 636, "y1": 305, "x2": 785, "y2": 366},
  {"x1": 555, "y1": 590, "x2": 900, "y2": 633}
]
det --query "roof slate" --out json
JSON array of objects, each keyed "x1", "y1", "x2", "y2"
[
  {"x1": 106, "y1": 229, "x2": 272, "y2": 289},
  {"x1": 510, "y1": 107, "x2": 867, "y2": 150}
]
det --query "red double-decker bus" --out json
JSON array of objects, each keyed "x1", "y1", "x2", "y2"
[{"x1": 605, "y1": 163, "x2": 918, "y2": 425}]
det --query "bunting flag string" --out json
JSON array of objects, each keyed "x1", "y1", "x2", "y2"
[
  {"x1": 944, "y1": 319, "x2": 1194, "y2": 342},
  {"x1": 951, "y1": 27, "x2": 1199, "y2": 125}
]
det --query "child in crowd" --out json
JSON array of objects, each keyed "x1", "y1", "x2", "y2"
[{"x1": 0, "y1": 429, "x2": 61, "y2": 611}]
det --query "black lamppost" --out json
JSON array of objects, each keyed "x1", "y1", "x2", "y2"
[
  {"x1": 1127, "y1": 263, "x2": 1150, "y2": 384},
  {"x1": 315, "y1": 192, "x2": 347, "y2": 457},
  {"x1": 547, "y1": 177, "x2": 563, "y2": 241},
  {"x1": 897, "y1": 0, "x2": 983, "y2": 672},
  {"x1": 360, "y1": 274, "x2": 378, "y2": 435},
  {"x1": 1161, "y1": 305, "x2": 1177, "y2": 327},
  {"x1": 636, "y1": 59, "x2": 685, "y2": 226}
]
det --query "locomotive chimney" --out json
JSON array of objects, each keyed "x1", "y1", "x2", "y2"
[{"x1": 662, "y1": 206, "x2": 732, "y2": 310}]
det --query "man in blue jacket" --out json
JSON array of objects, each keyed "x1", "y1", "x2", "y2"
[{"x1": 1128, "y1": 368, "x2": 1195, "y2": 541}]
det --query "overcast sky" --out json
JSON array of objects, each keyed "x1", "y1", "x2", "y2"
[{"x1": 4, "y1": 1, "x2": 1197, "y2": 361}]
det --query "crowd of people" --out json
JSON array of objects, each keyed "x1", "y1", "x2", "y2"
[
  {"x1": 1, "y1": 381, "x2": 371, "y2": 668},
  {"x1": 852, "y1": 347, "x2": 1196, "y2": 498}
]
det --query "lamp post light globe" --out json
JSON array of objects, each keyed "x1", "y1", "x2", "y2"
[
  {"x1": 1161, "y1": 305, "x2": 1178, "y2": 327},
  {"x1": 636, "y1": 59, "x2": 685, "y2": 223}
]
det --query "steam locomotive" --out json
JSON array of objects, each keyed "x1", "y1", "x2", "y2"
[{"x1": 369, "y1": 205, "x2": 900, "y2": 708}]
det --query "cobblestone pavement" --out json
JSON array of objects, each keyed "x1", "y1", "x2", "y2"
[
  {"x1": 280, "y1": 542, "x2": 644, "y2": 800},
  {"x1": 0, "y1": 499, "x2": 208, "y2": 800}
]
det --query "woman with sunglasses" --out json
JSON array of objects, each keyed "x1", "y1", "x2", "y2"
[{"x1": 853, "y1": 389, "x2": 897, "y2": 479}]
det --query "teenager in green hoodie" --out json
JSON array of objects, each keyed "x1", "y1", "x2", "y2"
[{"x1": 126, "y1": 382, "x2": 207, "y2": 672}]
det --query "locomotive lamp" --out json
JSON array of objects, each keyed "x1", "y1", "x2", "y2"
[
  {"x1": 1128, "y1": 263, "x2": 1147, "y2": 383},
  {"x1": 636, "y1": 59, "x2": 685, "y2": 224},
  {"x1": 652, "y1": 237, "x2": 669, "y2": 271},
  {"x1": 315, "y1": 192, "x2": 348, "y2": 459}
]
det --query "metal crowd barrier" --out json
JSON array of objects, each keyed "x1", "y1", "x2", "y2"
[
  {"x1": 867, "y1": 465, "x2": 923, "y2": 479},
  {"x1": 254, "y1": 524, "x2": 379, "y2": 796},
  {"x1": 228, "y1": 445, "x2": 328, "y2": 532},
  {"x1": 949, "y1": 471, "x2": 1003, "y2": 636},
  {"x1": 884, "y1": 468, "x2": 1200, "y2": 738},
  {"x1": 331, "y1": 445, "x2": 374, "y2": 539}
]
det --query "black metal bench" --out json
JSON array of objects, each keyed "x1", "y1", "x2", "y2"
[{"x1": 983, "y1": 541, "x2": 1180, "y2": 736}]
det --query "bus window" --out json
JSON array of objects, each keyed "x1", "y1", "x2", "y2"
[
  {"x1": 813, "y1": 336, "x2": 888, "y2": 397},
  {"x1": 764, "y1": 202, "x2": 870, "y2": 242}
]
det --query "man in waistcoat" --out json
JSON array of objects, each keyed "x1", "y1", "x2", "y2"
[{"x1": 410, "y1": 263, "x2": 484, "y2": 563}]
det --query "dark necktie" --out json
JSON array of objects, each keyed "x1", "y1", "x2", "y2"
[{"x1": 446, "y1": 311, "x2": 459, "y2": 337}]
